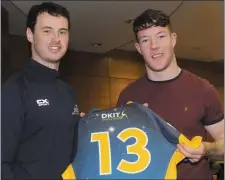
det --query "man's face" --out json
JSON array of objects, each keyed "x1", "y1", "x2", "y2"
[
  {"x1": 135, "y1": 25, "x2": 177, "y2": 72},
  {"x1": 27, "y1": 12, "x2": 69, "y2": 63}
]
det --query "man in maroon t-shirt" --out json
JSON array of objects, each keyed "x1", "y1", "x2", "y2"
[{"x1": 117, "y1": 9, "x2": 224, "y2": 179}]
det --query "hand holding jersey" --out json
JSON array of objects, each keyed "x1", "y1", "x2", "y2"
[
  {"x1": 142, "y1": 102, "x2": 206, "y2": 164},
  {"x1": 177, "y1": 141, "x2": 205, "y2": 163},
  {"x1": 80, "y1": 112, "x2": 86, "y2": 118},
  {"x1": 62, "y1": 102, "x2": 202, "y2": 179},
  {"x1": 132, "y1": 102, "x2": 206, "y2": 164}
]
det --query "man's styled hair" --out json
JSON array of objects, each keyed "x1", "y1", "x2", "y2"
[
  {"x1": 26, "y1": 2, "x2": 70, "y2": 32},
  {"x1": 133, "y1": 9, "x2": 172, "y2": 41}
]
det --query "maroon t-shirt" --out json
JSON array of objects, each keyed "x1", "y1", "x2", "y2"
[{"x1": 117, "y1": 70, "x2": 224, "y2": 179}]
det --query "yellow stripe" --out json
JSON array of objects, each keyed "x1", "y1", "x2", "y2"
[
  {"x1": 164, "y1": 135, "x2": 202, "y2": 179},
  {"x1": 62, "y1": 164, "x2": 76, "y2": 180},
  {"x1": 215, "y1": 160, "x2": 224, "y2": 164},
  {"x1": 178, "y1": 134, "x2": 202, "y2": 148},
  {"x1": 126, "y1": 101, "x2": 133, "y2": 104}
]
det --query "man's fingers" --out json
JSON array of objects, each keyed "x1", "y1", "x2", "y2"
[
  {"x1": 143, "y1": 103, "x2": 148, "y2": 107},
  {"x1": 80, "y1": 112, "x2": 86, "y2": 117},
  {"x1": 189, "y1": 159, "x2": 200, "y2": 163},
  {"x1": 177, "y1": 144, "x2": 203, "y2": 160},
  {"x1": 177, "y1": 144, "x2": 192, "y2": 157},
  {"x1": 180, "y1": 143, "x2": 205, "y2": 156}
]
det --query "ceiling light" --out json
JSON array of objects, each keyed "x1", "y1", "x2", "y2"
[{"x1": 91, "y1": 43, "x2": 102, "y2": 47}]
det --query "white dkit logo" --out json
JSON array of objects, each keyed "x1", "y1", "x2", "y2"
[
  {"x1": 101, "y1": 110, "x2": 128, "y2": 121},
  {"x1": 36, "y1": 99, "x2": 49, "y2": 106}
]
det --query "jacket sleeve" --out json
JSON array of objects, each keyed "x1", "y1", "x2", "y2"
[{"x1": 2, "y1": 80, "x2": 25, "y2": 179}]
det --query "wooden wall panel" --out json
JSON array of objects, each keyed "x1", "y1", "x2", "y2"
[
  {"x1": 108, "y1": 50, "x2": 145, "y2": 79},
  {"x1": 65, "y1": 76, "x2": 110, "y2": 112},
  {"x1": 60, "y1": 51, "x2": 109, "y2": 78},
  {"x1": 88, "y1": 77, "x2": 110, "y2": 110},
  {"x1": 215, "y1": 86, "x2": 224, "y2": 106},
  {"x1": 178, "y1": 59, "x2": 223, "y2": 87},
  {"x1": 66, "y1": 76, "x2": 90, "y2": 106},
  {"x1": 110, "y1": 78, "x2": 136, "y2": 107}
]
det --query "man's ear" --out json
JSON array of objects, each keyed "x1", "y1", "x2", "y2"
[
  {"x1": 26, "y1": 28, "x2": 34, "y2": 43},
  {"x1": 171, "y1": 32, "x2": 177, "y2": 48},
  {"x1": 135, "y1": 42, "x2": 142, "y2": 55}
]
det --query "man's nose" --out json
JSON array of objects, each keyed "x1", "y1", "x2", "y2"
[
  {"x1": 150, "y1": 39, "x2": 159, "y2": 50},
  {"x1": 52, "y1": 32, "x2": 60, "y2": 42}
]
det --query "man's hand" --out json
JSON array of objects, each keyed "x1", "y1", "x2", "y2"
[
  {"x1": 143, "y1": 103, "x2": 148, "y2": 107},
  {"x1": 177, "y1": 143, "x2": 205, "y2": 163},
  {"x1": 80, "y1": 112, "x2": 86, "y2": 118}
]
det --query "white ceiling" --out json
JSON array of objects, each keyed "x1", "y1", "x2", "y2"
[{"x1": 2, "y1": 0, "x2": 224, "y2": 62}]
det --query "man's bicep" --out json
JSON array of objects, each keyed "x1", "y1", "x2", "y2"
[
  {"x1": 205, "y1": 119, "x2": 224, "y2": 141},
  {"x1": 203, "y1": 84, "x2": 224, "y2": 125}
]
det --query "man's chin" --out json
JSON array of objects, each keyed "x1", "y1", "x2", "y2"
[
  {"x1": 45, "y1": 58, "x2": 61, "y2": 64},
  {"x1": 46, "y1": 52, "x2": 66, "y2": 62},
  {"x1": 152, "y1": 67, "x2": 167, "y2": 72},
  {"x1": 46, "y1": 55, "x2": 64, "y2": 63},
  {"x1": 146, "y1": 64, "x2": 168, "y2": 72}
]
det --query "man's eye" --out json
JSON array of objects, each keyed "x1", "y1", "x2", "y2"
[
  {"x1": 142, "y1": 39, "x2": 148, "y2": 43},
  {"x1": 159, "y1": 35, "x2": 165, "y2": 39},
  {"x1": 60, "y1": 31, "x2": 67, "y2": 35}
]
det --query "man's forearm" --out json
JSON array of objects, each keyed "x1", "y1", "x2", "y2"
[{"x1": 203, "y1": 139, "x2": 224, "y2": 159}]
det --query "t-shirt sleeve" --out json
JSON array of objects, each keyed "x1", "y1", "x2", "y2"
[
  {"x1": 203, "y1": 83, "x2": 224, "y2": 125},
  {"x1": 116, "y1": 89, "x2": 130, "y2": 107}
]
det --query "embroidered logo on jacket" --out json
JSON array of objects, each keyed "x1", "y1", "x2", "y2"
[
  {"x1": 36, "y1": 99, "x2": 49, "y2": 106},
  {"x1": 72, "y1": 104, "x2": 79, "y2": 115}
]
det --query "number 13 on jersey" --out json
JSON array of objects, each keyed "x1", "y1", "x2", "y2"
[{"x1": 91, "y1": 128, "x2": 151, "y2": 175}]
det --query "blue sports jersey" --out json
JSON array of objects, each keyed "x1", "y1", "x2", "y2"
[{"x1": 62, "y1": 102, "x2": 201, "y2": 179}]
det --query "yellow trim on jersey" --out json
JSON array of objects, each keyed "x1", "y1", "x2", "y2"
[
  {"x1": 164, "y1": 135, "x2": 202, "y2": 179},
  {"x1": 215, "y1": 160, "x2": 224, "y2": 164},
  {"x1": 126, "y1": 101, "x2": 133, "y2": 104},
  {"x1": 62, "y1": 164, "x2": 76, "y2": 180}
]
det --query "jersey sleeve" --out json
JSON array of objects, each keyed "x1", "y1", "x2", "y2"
[
  {"x1": 202, "y1": 83, "x2": 224, "y2": 125},
  {"x1": 62, "y1": 164, "x2": 76, "y2": 180},
  {"x1": 2, "y1": 80, "x2": 25, "y2": 179}
]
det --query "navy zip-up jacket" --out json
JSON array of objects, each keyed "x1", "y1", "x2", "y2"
[{"x1": 2, "y1": 60, "x2": 80, "y2": 179}]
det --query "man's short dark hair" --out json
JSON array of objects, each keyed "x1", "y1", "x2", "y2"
[
  {"x1": 26, "y1": 2, "x2": 70, "y2": 32},
  {"x1": 133, "y1": 9, "x2": 172, "y2": 41}
]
